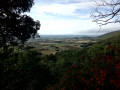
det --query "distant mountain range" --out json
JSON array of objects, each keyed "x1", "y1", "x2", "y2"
[
  {"x1": 40, "y1": 35, "x2": 98, "y2": 39},
  {"x1": 34, "y1": 30, "x2": 120, "y2": 40}
]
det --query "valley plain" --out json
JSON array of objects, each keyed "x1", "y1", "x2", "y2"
[{"x1": 26, "y1": 35, "x2": 96, "y2": 55}]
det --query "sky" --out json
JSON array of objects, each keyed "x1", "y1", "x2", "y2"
[{"x1": 26, "y1": 0, "x2": 120, "y2": 35}]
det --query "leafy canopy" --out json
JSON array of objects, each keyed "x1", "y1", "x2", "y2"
[{"x1": 0, "y1": 0, "x2": 40, "y2": 48}]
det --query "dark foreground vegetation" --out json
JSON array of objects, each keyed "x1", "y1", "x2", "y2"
[{"x1": 0, "y1": 31, "x2": 120, "y2": 90}]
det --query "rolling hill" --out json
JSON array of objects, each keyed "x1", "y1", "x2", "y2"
[{"x1": 97, "y1": 30, "x2": 120, "y2": 40}]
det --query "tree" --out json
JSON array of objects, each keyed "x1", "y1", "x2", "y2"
[
  {"x1": 91, "y1": 0, "x2": 120, "y2": 26},
  {"x1": 0, "y1": 0, "x2": 40, "y2": 49}
]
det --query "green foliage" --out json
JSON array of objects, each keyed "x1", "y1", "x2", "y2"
[
  {"x1": 0, "y1": 0, "x2": 40, "y2": 49},
  {"x1": 0, "y1": 49, "x2": 53, "y2": 90},
  {"x1": 0, "y1": 0, "x2": 34, "y2": 13}
]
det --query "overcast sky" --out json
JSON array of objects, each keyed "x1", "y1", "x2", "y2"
[{"x1": 26, "y1": 0, "x2": 120, "y2": 35}]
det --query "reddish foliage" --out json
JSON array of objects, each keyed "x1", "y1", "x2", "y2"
[
  {"x1": 46, "y1": 45, "x2": 120, "y2": 90},
  {"x1": 74, "y1": 65, "x2": 77, "y2": 69}
]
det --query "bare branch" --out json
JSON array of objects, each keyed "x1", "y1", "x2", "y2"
[{"x1": 91, "y1": 0, "x2": 120, "y2": 26}]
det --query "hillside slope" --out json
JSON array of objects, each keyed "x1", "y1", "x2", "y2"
[{"x1": 97, "y1": 30, "x2": 120, "y2": 40}]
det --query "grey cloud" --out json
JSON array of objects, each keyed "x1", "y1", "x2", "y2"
[
  {"x1": 74, "y1": 9, "x2": 91, "y2": 15},
  {"x1": 35, "y1": 0, "x2": 55, "y2": 5},
  {"x1": 35, "y1": 0, "x2": 83, "y2": 5},
  {"x1": 43, "y1": 12, "x2": 79, "y2": 19},
  {"x1": 55, "y1": 0, "x2": 91, "y2": 4},
  {"x1": 57, "y1": 0, "x2": 81, "y2": 4}
]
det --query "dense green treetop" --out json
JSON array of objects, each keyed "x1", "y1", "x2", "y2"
[
  {"x1": 0, "y1": 0, "x2": 34, "y2": 14},
  {"x1": 0, "y1": 0, "x2": 40, "y2": 49}
]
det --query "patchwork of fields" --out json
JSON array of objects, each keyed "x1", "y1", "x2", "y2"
[{"x1": 26, "y1": 37, "x2": 96, "y2": 55}]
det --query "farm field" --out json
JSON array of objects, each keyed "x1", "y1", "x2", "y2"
[{"x1": 26, "y1": 36, "x2": 96, "y2": 55}]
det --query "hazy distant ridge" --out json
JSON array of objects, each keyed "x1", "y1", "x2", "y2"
[{"x1": 40, "y1": 35, "x2": 98, "y2": 39}]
